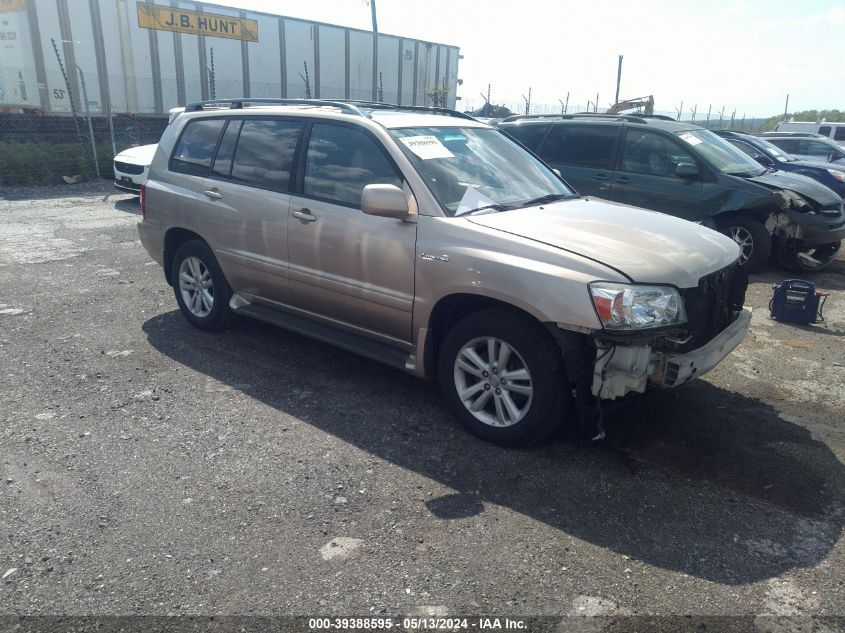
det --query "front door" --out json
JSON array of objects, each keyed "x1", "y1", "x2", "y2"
[
  {"x1": 287, "y1": 122, "x2": 417, "y2": 343},
  {"x1": 609, "y1": 129, "x2": 704, "y2": 221}
]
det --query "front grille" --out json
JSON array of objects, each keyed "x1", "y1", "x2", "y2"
[
  {"x1": 677, "y1": 264, "x2": 747, "y2": 351},
  {"x1": 114, "y1": 161, "x2": 144, "y2": 175}
]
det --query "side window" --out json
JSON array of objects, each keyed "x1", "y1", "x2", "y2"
[
  {"x1": 503, "y1": 124, "x2": 549, "y2": 151},
  {"x1": 211, "y1": 120, "x2": 242, "y2": 178},
  {"x1": 304, "y1": 124, "x2": 402, "y2": 207},
  {"x1": 805, "y1": 141, "x2": 833, "y2": 157},
  {"x1": 170, "y1": 118, "x2": 225, "y2": 176},
  {"x1": 540, "y1": 125, "x2": 617, "y2": 169},
  {"x1": 774, "y1": 139, "x2": 799, "y2": 154},
  {"x1": 728, "y1": 139, "x2": 759, "y2": 159},
  {"x1": 819, "y1": 126, "x2": 832, "y2": 136},
  {"x1": 230, "y1": 119, "x2": 302, "y2": 191},
  {"x1": 620, "y1": 130, "x2": 695, "y2": 177},
  {"x1": 834, "y1": 128, "x2": 845, "y2": 141}
]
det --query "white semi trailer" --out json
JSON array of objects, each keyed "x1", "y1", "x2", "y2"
[{"x1": 0, "y1": 0, "x2": 461, "y2": 114}]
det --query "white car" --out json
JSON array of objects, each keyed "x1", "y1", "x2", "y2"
[{"x1": 113, "y1": 143, "x2": 157, "y2": 194}]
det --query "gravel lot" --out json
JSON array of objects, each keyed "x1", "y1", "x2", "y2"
[{"x1": 1, "y1": 182, "x2": 844, "y2": 626}]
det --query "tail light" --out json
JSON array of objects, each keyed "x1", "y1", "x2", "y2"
[{"x1": 140, "y1": 184, "x2": 146, "y2": 220}]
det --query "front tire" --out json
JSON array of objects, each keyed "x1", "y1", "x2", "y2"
[
  {"x1": 171, "y1": 239, "x2": 233, "y2": 331},
  {"x1": 720, "y1": 216, "x2": 771, "y2": 274},
  {"x1": 437, "y1": 309, "x2": 569, "y2": 446},
  {"x1": 793, "y1": 241, "x2": 842, "y2": 272}
]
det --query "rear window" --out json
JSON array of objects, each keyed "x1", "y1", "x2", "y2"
[
  {"x1": 502, "y1": 123, "x2": 549, "y2": 150},
  {"x1": 539, "y1": 124, "x2": 618, "y2": 169},
  {"x1": 834, "y1": 127, "x2": 845, "y2": 141},
  {"x1": 170, "y1": 118, "x2": 225, "y2": 176}
]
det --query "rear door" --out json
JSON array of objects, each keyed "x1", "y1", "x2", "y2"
[
  {"x1": 200, "y1": 117, "x2": 303, "y2": 304},
  {"x1": 535, "y1": 123, "x2": 620, "y2": 197},
  {"x1": 287, "y1": 122, "x2": 417, "y2": 344},
  {"x1": 609, "y1": 128, "x2": 705, "y2": 221}
]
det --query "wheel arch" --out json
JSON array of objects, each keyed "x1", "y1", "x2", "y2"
[
  {"x1": 163, "y1": 227, "x2": 208, "y2": 286},
  {"x1": 421, "y1": 292, "x2": 577, "y2": 380}
]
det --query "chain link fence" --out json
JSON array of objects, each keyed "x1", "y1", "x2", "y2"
[{"x1": 0, "y1": 63, "x2": 775, "y2": 186}]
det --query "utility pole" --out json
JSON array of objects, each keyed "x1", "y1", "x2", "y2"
[
  {"x1": 782, "y1": 93, "x2": 790, "y2": 122},
  {"x1": 614, "y1": 54, "x2": 623, "y2": 105},
  {"x1": 595, "y1": 92, "x2": 599, "y2": 113},
  {"x1": 370, "y1": 0, "x2": 378, "y2": 101}
]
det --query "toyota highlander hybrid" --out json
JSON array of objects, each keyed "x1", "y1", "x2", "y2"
[{"x1": 137, "y1": 99, "x2": 750, "y2": 445}]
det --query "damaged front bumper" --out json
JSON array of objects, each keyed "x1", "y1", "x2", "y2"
[{"x1": 591, "y1": 308, "x2": 752, "y2": 399}]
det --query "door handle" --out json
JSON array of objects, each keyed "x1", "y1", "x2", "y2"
[
  {"x1": 203, "y1": 189, "x2": 223, "y2": 199},
  {"x1": 616, "y1": 176, "x2": 631, "y2": 183},
  {"x1": 292, "y1": 208, "x2": 317, "y2": 223},
  {"x1": 594, "y1": 173, "x2": 609, "y2": 181}
]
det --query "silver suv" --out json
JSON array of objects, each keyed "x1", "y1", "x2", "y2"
[{"x1": 138, "y1": 98, "x2": 751, "y2": 445}]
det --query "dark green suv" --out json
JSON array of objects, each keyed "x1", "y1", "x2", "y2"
[{"x1": 499, "y1": 114, "x2": 845, "y2": 273}]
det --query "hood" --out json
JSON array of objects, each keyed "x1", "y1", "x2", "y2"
[
  {"x1": 746, "y1": 170, "x2": 841, "y2": 207},
  {"x1": 793, "y1": 158, "x2": 845, "y2": 173},
  {"x1": 115, "y1": 143, "x2": 158, "y2": 164},
  {"x1": 467, "y1": 198, "x2": 740, "y2": 289}
]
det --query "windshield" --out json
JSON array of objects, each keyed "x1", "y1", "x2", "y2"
[
  {"x1": 389, "y1": 127, "x2": 574, "y2": 216},
  {"x1": 752, "y1": 136, "x2": 797, "y2": 162},
  {"x1": 676, "y1": 129, "x2": 765, "y2": 177}
]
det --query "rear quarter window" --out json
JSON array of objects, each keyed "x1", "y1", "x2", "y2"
[{"x1": 170, "y1": 118, "x2": 226, "y2": 176}]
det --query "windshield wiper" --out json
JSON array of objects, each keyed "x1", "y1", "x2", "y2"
[
  {"x1": 456, "y1": 203, "x2": 513, "y2": 217},
  {"x1": 514, "y1": 193, "x2": 572, "y2": 208}
]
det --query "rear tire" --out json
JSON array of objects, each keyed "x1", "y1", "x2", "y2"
[
  {"x1": 437, "y1": 309, "x2": 569, "y2": 446},
  {"x1": 720, "y1": 216, "x2": 771, "y2": 274},
  {"x1": 171, "y1": 239, "x2": 233, "y2": 331}
]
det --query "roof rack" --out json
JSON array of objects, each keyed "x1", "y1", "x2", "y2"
[
  {"x1": 184, "y1": 98, "x2": 367, "y2": 116},
  {"x1": 500, "y1": 112, "x2": 660, "y2": 124},
  {"x1": 183, "y1": 98, "x2": 476, "y2": 121},
  {"x1": 758, "y1": 132, "x2": 825, "y2": 138},
  {"x1": 636, "y1": 114, "x2": 676, "y2": 122},
  {"x1": 341, "y1": 100, "x2": 478, "y2": 121}
]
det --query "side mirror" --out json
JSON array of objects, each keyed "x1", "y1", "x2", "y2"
[
  {"x1": 755, "y1": 155, "x2": 774, "y2": 167},
  {"x1": 362, "y1": 184, "x2": 410, "y2": 219},
  {"x1": 676, "y1": 163, "x2": 700, "y2": 179},
  {"x1": 828, "y1": 151, "x2": 837, "y2": 163}
]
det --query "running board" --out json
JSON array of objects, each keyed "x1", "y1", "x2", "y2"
[{"x1": 232, "y1": 301, "x2": 410, "y2": 371}]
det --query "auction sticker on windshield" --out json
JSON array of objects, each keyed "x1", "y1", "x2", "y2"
[
  {"x1": 399, "y1": 135, "x2": 454, "y2": 159},
  {"x1": 680, "y1": 132, "x2": 703, "y2": 146}
]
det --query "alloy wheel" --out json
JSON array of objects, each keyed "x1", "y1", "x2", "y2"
[
  {"x1": 178, "y1": 256, "x2": 214, "y2": 317},
  {"x1": 453, "y1": 336, "x2": 534, "y2": 428},
  {"x1": 729, "y1": 226, "x2": 754, "y2": 265}
]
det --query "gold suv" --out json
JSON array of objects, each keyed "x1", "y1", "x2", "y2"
[{"x1": 138, "y1": 99, "x2": 750, "y2": 445}]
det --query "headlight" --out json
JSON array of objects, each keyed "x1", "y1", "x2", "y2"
[
  {"x1": 589, "y1": 283, "x2": 687, "y2": 330},
  {"x1": 826, "y1": 168, "x2": 845, "y2": 182}
]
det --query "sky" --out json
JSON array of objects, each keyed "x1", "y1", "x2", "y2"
[{"x1": 215, "y1": 0, "x2": 845, "y2": 118}]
